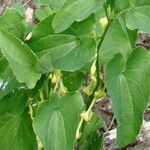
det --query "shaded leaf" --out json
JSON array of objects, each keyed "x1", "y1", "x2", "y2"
[
  {"x1": 63, "y1": 71, "x2": 84, "y2": 91},
  {"x1": 0, "y1": 92, "x2": 28, "y2": 116},
  {"x1": 0, "y1": 110, "x2": 37, "y2": 150},
  {"x1": 79, "y1": 113, "x2": 103, "y2": 150},
  {"x1": 0, "y1": 57, "x2": 21, "y2": 100}
]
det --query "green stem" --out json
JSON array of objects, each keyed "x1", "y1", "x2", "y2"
[
  {"x1": 104, "y1": 2, "x2": 109, "y2": 22},
  {"x1": 44, "y1": 78, "x2": 49, "y2": 99},
  {"x1": 39, "y1": 89, "x2": 44, "y2": 101},
  {"x1": 87, "y1": 98, "x2": 96, "y2": 112},
  {"x1": 54, "y1": 82, "x2": 58, "y2": 91},
  {"x1": 87, "y1": 21, "x2": 110, "y2": 108},
  {"x1": 75, "y1": 118, "x2": 84, "y2": 140},
  {"x1": 77, "y1": 4, "x2": 112, "y2": 146}
]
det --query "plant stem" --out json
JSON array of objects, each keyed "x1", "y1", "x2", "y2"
[
  {"x1": 75, "y1": 118, "x2": 84, "y2": 140},
  {"x1": 44, "y1": 77, "x2": 49, "y2": 99},
  {"x1": 39, "y1": 89, "x2": 44, "y2": 101},
  {"x1": 87, "y1": 98, "x2": 96, "y2": 112},
  {"x1": 87, "y1": 21, "x2": 110, "y2": 108},
  {"x1": 76, "y1": 4, "x2": 112, "y2": 144},
  {"x1": 76, "y1": 25, "x2": 110, "y2": 138},
  {"x1": 104, "y1": 2, "x2": 110, "y2": 22}
]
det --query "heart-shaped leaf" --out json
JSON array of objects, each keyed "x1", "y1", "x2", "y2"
[
  {"x1": 33, "y1": 92, "x2": 84, "y2": 150},
  {"x1": 105, "y1": 47, "x2": 150, "y2": 147},
  {"x1": 126, "y1": 1, "x2": 150, "y2": 33},
  {"x1": 99, "y1": 19, "x2": 132, "y2": 65},
  {"x1": 29, "y1": 34, "x2": 96, "y2": 72}
]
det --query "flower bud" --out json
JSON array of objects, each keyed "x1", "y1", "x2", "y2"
[
  {"x1": 75, "y1": 131, "x2": 82, "y2": 140},
  {"x1": 51, "y1": 74, "x2": 57, "y2": 83},
  {"x1": 99, "y1": 17, "x2": 108, "y2": 29},
  {"x1": 94, "y1": 89, "x2": 106, "y2": 98},
  {"x1": 25, "y1": 32, "x2": 32, "y2": 41},
  {"x1": 80, "y1": 111, "x2": 93, "y2": 122},
  {"x1": 90, "y1": 60, "x2": 96, "y2": 75}
]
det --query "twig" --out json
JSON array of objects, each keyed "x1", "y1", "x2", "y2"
[{"x1": 106, "y1": 115, "x2": 115, "y2": 132}]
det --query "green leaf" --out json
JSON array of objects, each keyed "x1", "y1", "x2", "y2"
[
  {"x1": 126, "y1": 4, "x2": 150, "y2": 33},
  {"x1": 0, "y1": 110, "x2": 37, "y2": 149},
  {"x1": 0, "y1": 29, "x2": 41, "y2": 89},
  {"x1": 30, "y1": 13, "x2": 95, "y2": 43},
  {"x1": 30, "y1": 34, "x2": 77, "y2": 53},
  {"x1": 36, "y1": 55, "x2": 54, "y2": 73},
  {"x1": 40, "y1": 35, "x2": 96, "y2": 72},
  {"x1": 35, "y1": 0, "x2": 66, "y2": 9},
  {"x1": 62, "y1": 71, "x2": 84, "y2": 91},
  {"x1": 89, "y1": 135, "x2": 103, "y2": 150},
  {"x1": 35, "y1": 6, "x2": 53, "y2": 21},
  {"x1": 0, "y1": 92, "x2": 28, "y2": 116},
  {"x1": 0, "y1": 92, "x2": 35, "y2": 149},
  {"x1": 113, "y1": 0, "x2": 130, "y2": 14},
  {"x1": 29, "y1": 15, "x2": 54, "y2": 42},
  {"x1": 118, "y1": 14, "x2": 138, "y2": 48},
  {"x1": 94, "y1": 8, "x2": 106, "y2": 37},
  {"x1": 105, "y1": 47, "x2": 150, "y2": 147},
  {"x1": 99, "y1": 19, "x2": 132, "y2": 65},
  {"x1": 52, "y1": 0, "x2": 104, "y2": 33},
  {"x1": 0, "y1": 9, "x2": 26, "y2": 39},
  {"x1": 0, "y1": 57, "x2": 21, "y2": 100},
  {"x1": 30, "y1": 34, "x2": 96, "y2": 72},
  {"x1": 33, "y1": 92, "x2": 84, "y2": 150},
  {"x1": 109, "y1": 0, "x2": 150, "y2": 33},
  {"x1": 64, "y1": 14, "x2": 96, "y2": 37},
  {"x1": 27, "y1": 14, "x2": 97, "y2": 72},
  {"x1": 79, "y1": 113, "x2": 103, "y2": 150},
  {"x1": 10, "y1": 2, "x2": 25, "y2": 15}
]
